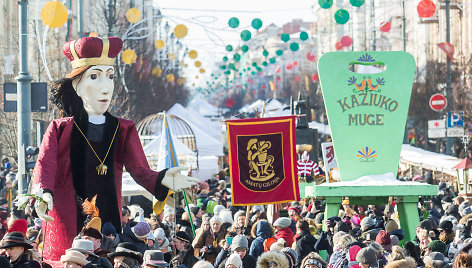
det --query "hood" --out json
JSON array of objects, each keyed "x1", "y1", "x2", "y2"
[
  {"x1": 389, "y1": 228, "x2": 405, "y2": 240},
  {"x1": 256, "y1": 221, "x2": 273, "y2": 239},
  {"x1": 257, "y1": 251, "x2": 289, "y2": 268}
]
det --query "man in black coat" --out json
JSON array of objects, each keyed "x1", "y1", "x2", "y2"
[
  {"x1": 295, "y1": 219, "x2": 317, "y2": 268},
  {"x1": 170, "y1": 231, "x2": 198, "y2": 268},
  {"x1": 0, "y1": 232, "x2": 40, "y2": 268}
]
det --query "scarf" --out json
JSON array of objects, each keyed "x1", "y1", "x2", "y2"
[{"x1": 439, "y1": 231, "x2": 454, "y2": 244}]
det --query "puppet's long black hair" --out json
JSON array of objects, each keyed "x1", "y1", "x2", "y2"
[{"x1": 50, "y1": 66, "x2": 90, "y2": 123}]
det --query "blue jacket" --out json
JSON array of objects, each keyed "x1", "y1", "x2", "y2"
[{"x1": 249, "y1": 221, "x2": 273, "y2": 259}]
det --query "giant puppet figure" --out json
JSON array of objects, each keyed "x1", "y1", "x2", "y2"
[{"x1": 32, "y1": 36, "x2": 198, "y2": 266}]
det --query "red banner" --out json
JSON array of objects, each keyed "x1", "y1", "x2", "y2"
[{"x1": 226, "y1": 116, "x2": 299, "y2": 206}]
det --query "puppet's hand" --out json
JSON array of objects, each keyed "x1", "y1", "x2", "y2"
[
  {"x1": 161, "y1": 167, "x2": 199, "y2": 192},
  {"x1": 35, "y1": 193, "x2": 54, "y2": 222}
]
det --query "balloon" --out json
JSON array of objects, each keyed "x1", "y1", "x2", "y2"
[
  {"x1": 234, "y1": 53, "x2": 241, "y2": 62},
  {"x1": 380, "y1": 21, "x2": 391, "y2": 32},
  {"x1": 154, "y1": 40, "x2": 165, "y2": 49},
  {"x1": 174, "y1": 24, "x2": 188, "y2": 39},
  {"x1": 319, "y1": 0, "x2": 333, "y2": 9},
  {"x1": 286, "y1": 64, "x2": 293, "y2": 70},
  {"x1": 241, "y1": 45, "x2": 249, "y2": 53},
  {"x1": 122, "y1": 49, "x2": 137, "y2": 64},
  {"x1": 350, "y1": 0, "x2": 365, "y2": 7},
  {"x1": 306, "y1": 52, "x2": 316, "y2": 62},
  {"x1": 240, "y1": 30, "x2": 252, "y2": 41},
  {"x1": 220, "y1": 65, "x2": 227, "y2": 70},
  {"x1": 168, "y1": 53, "x2": 177, "y2": 60},
  {"x1": 228, "y1": 63, "x2": 236, "y2": 70},
  {"x1": 194, "y1": 61, "x2": 202, "y2": 67},
  {"x1": 195, "y1": 75, "x2": 199, "y2": 79},
  {"x1": 293, "y1": 61, "x2": 298, "y2": 67},
  {"x1": 188, "y1": 50, "x2": 198, "y2": 59},
  {"x1": 335, "y1": 42, "x2": 343, "y2": 50},
  {"x1": 269, "y1": 57, "x2": 276, "y2": 64},
  {"x1": 177, "y1": 77, "x2": 186, "y2": 85},
  {"x1": 41, "y1": 1, "x2": 68, "y2": 28},
  {"x1": 252, "y1": 18, "x2": 263, "y2": 30},
  {"x1": 166, "y1": 74, "x2": 175, "y2": 82},
  {"x1": 252, "y1": 62, "x2": 258, "y2": 67},
  {"x1": 340, "y1": 36, "x2": 353, "y2": 47},
  {"x1": 276, "y1": 50, "x2": 283, "y2": 56},
  {"x1": 152, "y1": 67, "x2": 162, "y2": 77},
  {"x1": 290, "y1": 42, "x2": 299, "y2": 52},
  {"x1": 295, "y1": 76, "x2": 300, "y2": 82},
  {"x1": 199, "y1": 68, "x2": 206, "y2": 73},
  {"x1": 223, "y1": 56, "x2": 228, "y2": 62},
  {"x1": 334, "y1": 9, "x2": 350, "y2": 24},
  {"x1": 228, "y1": 17, "x2": 240, "y2": 28},
  {"x1": 281, "y1": 33, "x2": 290, "y2": 42},
  {"x1": 263, "y1": 50, "x2": 269, "y2": 57},
  {"x1": 276, "y1": 77, "x2": 281, "y2": 82},
  {"x1": 311, "y1": 73, "x2": 319, "y2": 81},
  {"x1": 300, "y1": 31, "x2": 309, "y2": 41},
  {"x1": 126, "y1": 8, "x2": 142, "y2": 23},
  {"x1": 262, "y1": 61, "x2": 268, "y2": 66},
  {"x1": 417, "y1": 0, "x2": 436, "y2": 18},
  {"x1": 226, "y1": 45, "x2": 233, "y2": 52}
]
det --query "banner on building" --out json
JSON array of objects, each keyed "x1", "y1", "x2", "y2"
[{"x1": 226, "y1": 116, "x2": 299, "y2": 206}]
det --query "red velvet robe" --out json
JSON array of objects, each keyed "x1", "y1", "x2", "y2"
[{"x1": 33, "y1": 116, "x2": 168, "y2": 267}]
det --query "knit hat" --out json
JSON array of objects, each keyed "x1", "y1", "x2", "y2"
[
  {"x1": 7, "y1": 219, "x2": 27, "y2": 236},
  {"x1": 376, "y1": 230, "x2": 392, "y2": 252},
  {"x1": 438, "y1": 220, "x2": 453, "y2": 233},
  {"x1": 282, "y1": 247, "x2": 298, "y2": 265},
  {"x1": 210, "y1": 216, "x2": 223, "y2": 225},
  {"x1": 356, "y1": 247, "x2": 377, "y2": 264},
  {"x1": 253, "y1": 205, "x2": 265, "y2": 212},
  {"x1": 61, "y1": 250, "x2": 89, "y2": 266},
  {"x1": 360, "y1": 216, "x2": 376, "y2": 230},
  {"x1": 230, "y1": 234, "x2": 248, "y2": 251},
  {"x1": 273, "y1": 217, "x2": 292, "y2": 228},
  {"x1": 132, "y1": 222, "x2": 151, "y2": 240},
  {"x1": 278, "y1": 209, "x2": 289, "y2": 218},
  {"x1": 288, "y1": 207, "x2": 300, "y2": 216},
  {"x1": 385, "y1": 220, "x2": 399, "y2": 233},
  {"x1": 153, "y1": 228, "x2": 166, "y2": 242},
  {"x1": 351, "y1": 215, "x2": 361, "y2": 226},
  {"x1": 225, "y1": 253, "x2": 242, "y2": 268},
  {"x1": 390, "y1": 235, "x2": 399, "y2": 246},
  {"x1": 418, "y1": 219, "x2": 433, "y2": 231},
  {"x1": 175, "y1": 231, "x2": 190, "y2": 244},
  {"x1": 428, "y1": 240, "x2": 447, "y2": 255},
  {"x1": 424, "y1": 252, "x2": 447, "y2": 268},
  {"x1": 270, "y1": 238, "x2": 286, "y2": 251},
  {"x1": 102, "y1": 222, "x2": 116, "y2": 237},
  {"x1": 459, "y1": 201, "x2": 470, "y2": 214}
]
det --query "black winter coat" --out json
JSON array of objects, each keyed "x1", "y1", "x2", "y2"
[
  {"x1": 85, "y1": 255, "x2": 113, "y2": 268},
  {"x1": 119, "y1": 225, "x2": 149, "y2": 254},
  {"x1": 10, "y1": 253, "x2": 40, "y2": 268},
  {"x1": 295, "y1": 231, "x2": 317, "y2": 268},
  {"x1": 216, "y1": 249, "x2": 257, "y2": 268}
]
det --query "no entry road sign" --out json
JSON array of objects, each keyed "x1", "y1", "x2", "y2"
[{"x1": 429, "y1": 94, "x2": 447, "y2": 112}]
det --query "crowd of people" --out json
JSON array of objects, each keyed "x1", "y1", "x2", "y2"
[{"x1": 1, "y1": 160, "x2": 472, "y2": 268}]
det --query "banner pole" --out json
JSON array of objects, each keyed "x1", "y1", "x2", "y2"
[
  {"x1": 245, "y1": 206, "x2": 251, "y2": 228},
  {"x1": 182, "y1": 190, "x2": 196, "y2": 237}
]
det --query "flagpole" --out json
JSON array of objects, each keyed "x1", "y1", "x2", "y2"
[{"x1": 182, "y1": 190, "x2": 196, "y2": 237}]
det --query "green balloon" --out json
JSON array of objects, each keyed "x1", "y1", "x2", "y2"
[
  {"x1": 281, "y1": 33, "x2": 290, "y2": 42},
  {"x1": 252, "y1": 62, "x2": 257, "y2": 67},
  {"x1": 350, "y1": 0, "x2": 364, "y2": 7},
  {"x1": 224, "y1": 70, "x2": 231, "y2": 75},
  {"x1": 318, "y1": 0, "x2": 333, "y2": 9},
  {"x1": 251, "y1": 71, "x2": 255, "y2": 75},
  {"x1": 276, "y1": 50, "x2": 283, "y2": 56},
  {"x1": 234, "y1": 53, "x2": 241, "y2": 62},
  {"x1": 334, "y1": 9, "x2": 350, "y2": 24},
  {"x1": 269, "y1": 57, "x2": 276, "y2": 64},
  {"x1": 228, "y1": 63, "x2": 235, "y2": 70},
  {"x1": 251, "y1": 18, "x2": 263, "y2": 30},
  {"x1": 262, "y1": 61, "x2": 268, "y2": 66},
  {"x1": 228, "y1": 17, "x2": 239, "y2": 28},
  {"x1": 223, "y1": 56, "x2": 228, "y2": 62},
  {"x1": 240, "y1": 30, "x2": 252, "y2": 41},
  {"x1": 290, "y1": 42, "x2": 299, "y2": 52},
  {"x1": 220, "y1": 65, "x2": 226, "y2": 70},
  {"x1": 226, "y1": 45, "x2": 233, "y2": 52},
  {"x1": 300, "y1": 31, "x2": 309, "y2": 41},
  {"x1": 262, "y1": 50, "x2": 269, "y2": 57},
  {"x1": 241, "y1": 45, "x2": 249, "y2": 53}
]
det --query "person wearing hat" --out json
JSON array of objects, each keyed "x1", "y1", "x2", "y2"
[
  {"x1": 170, "y1": 231, "x2": 198, "y2": 268},
  {"x1": 249, "y1": 220, "x2": 274, "y2": 259},
  {"x1": 68, "y1": 239, "x2": 112, "y2": 268},
  {"x1": 438, "y1": 220, "x2": 455, "y2": 247},
  {"x1": 101, "y1": 222, "x2": 120, "y2": 252},
  {"x1": 356, "y1": 247, "x2": 377, "y2": 268},
  {"x1": 107, "y1": 242, "x2": 143, "y2": 268},
  {"x1": 190, "y1": 206, "x2": 203, "y2": 229},
  {"x1": 120, "y1": 221, "x2": 151, "y2": 254},
  {"x1": 214, "y1": 234, "x2": 256, "y2": 268},
  {"x1": 193, "y1": 216, "x2": 227, "y2": 264},
  {"x1": 300, "y1": 252, "x2": 326, "y2": 268},
  {"x1": 229, "y1": 210, "x2": 249, "y2": 236},
  {"x1": 273, "y1": 217, "x2": 295, "y2": 246},
  {"x1": 225, "y1": 253, "x2": 242, "y2": 268},
  {"x1": 61, "y1": 250, "x2": 89, "y2": 268},
  {"x1": 375, "y1": 230, "x2": 393, "y2": 253},
  {"x1": 423, "y1": 252, "x2": 449, "y2": 268},
  {"x1": 257, "y1": 250, "x2": 290, "y2": 268},
  {"x1": 295, "y1": 219, "x2": 317, "y2": 268},
  {"x1": 32, "y1": 35, "x2": 199, "y2": 266},
  {"x1": 142, "y1": 250, "x2": 168, "y2": 268},
  {"x1": 0, "y1": 231, "x2": 40, "y2": 268}
]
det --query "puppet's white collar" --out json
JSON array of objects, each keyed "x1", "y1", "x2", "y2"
[{"x1": 88, "y1": 115, "x2": 106, "y2": 124}]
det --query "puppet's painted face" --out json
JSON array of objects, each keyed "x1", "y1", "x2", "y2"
[{"x1": 72, "y1": 65, "x2": 115, "y2": 116}]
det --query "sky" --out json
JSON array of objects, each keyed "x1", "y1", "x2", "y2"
[{"x1": 152, "y1": 0, "x2": 319, "y2": 86}]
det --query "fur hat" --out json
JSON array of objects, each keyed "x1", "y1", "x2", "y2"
[
  {"x1": 225, "y1": 253, "x2": 242, "y2": 268},
  {"x1": 231, "y1": 234, "x2": 248, "y2": 251},
  {"x1": 213, "y1": 205, "x2": 225, "y2": 216},
  {"x1": 257, "y1": 250, "x2": 290, "y2": 268},
  {"x1": 384, "y1": 257, "x2": 417, "y2": 268},
  {"x1": 356, "y1": 247, "x2": 377, "y2": 265},
  {"x1": 233, "y1": 210, "x2": 246, "y2": 223},
  {"x1": 219, "y1": 209, "x2": 234, "y2": 224},
  {"x1": 82, "y1": 227, "x2": 102, "y2": 240},
  {"x1": 61, "y1": 250, "x2": 89, "y2": 266},
  {"x1": 210, "y1": 216, "x2": 223, "y2": 225},
  {"x1": 273, "y1": 217, "x2": 291, "y2": 228}
]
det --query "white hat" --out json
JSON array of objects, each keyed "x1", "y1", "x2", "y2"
[
  {"x1": 68, "y1": 239, "x2": 98, "y2": 258},
  {"x1": 210, "y1": 216, "x2": 223, "y2": 225},
  {"x1": 225, "y1": 253, "x2": 242, "y2": 268},
  {"x1": 61, "y1": 250, "x2": 89, "y2": 266}
]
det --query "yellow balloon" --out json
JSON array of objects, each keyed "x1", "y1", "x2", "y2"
[
  {"x1": 154, "y1": 40, "x2": 165, "y2": 49},
  {"x1": 174, "y1": 24, "x2": 188, "y2": 39},
  {"x1": 126, "y1": 8, "x2": 142, "y2": 24},
  {"x1": 122, "y1": 49, "x2": 137, "y2": 64},
  {"x1": 199, "y1": 68, "x2": 206, "y2": 74},
  {"x1": 194, "y1": 61, "x2": 202, "y2": 67},
  {"x1": 168, "y1": 53, "x2": 177, "y2": 61},
  {"x1": 177, "y1": 77, "x2": 186, "y2": 85},
  {"x1": 41, "y1": 1, "x2": 68, "y2": 28},
  {"x1": 179, "y1": 61, "x2": 185, "y2": 67},
  {"x1": 152, "y1": 67, "x2": 162, "y2": 77},
  {"x1": 166, "y1": 74, "x2": 175, "y2": 82},
  {"x1": 188, "y1": 50, "x2": 198, "y2": 59},
  {"x1": 195, "y1": 75, "x2": 199, "y2": 79}
]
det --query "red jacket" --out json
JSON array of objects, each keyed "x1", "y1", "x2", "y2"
[
  {"x1": 33, "y1": 116, "x2": 168, "y2": 267},
  {"x1": 274, "y1": 227, "x2": 295, "y2": 247}
]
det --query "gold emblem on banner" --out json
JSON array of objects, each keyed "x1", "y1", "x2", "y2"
[{"x1": 247, "y1": 138, "x2": 275, "y2": 181}]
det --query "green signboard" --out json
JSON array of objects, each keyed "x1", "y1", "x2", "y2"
[{"x1": 318, "y1": 52, "x2": 415, "y2": 181}]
